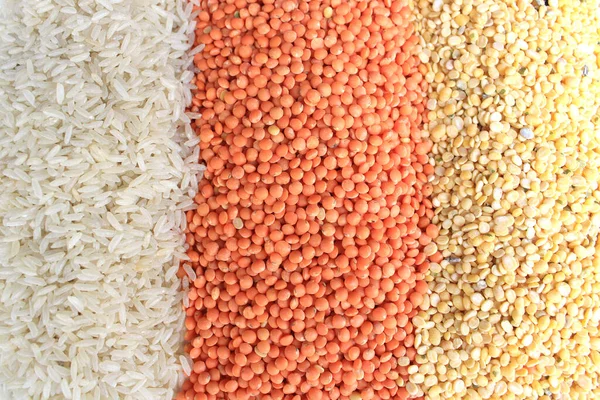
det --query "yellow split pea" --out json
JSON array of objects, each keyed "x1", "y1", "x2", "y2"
[{"x1": 412, "y1": 0, "x2": 600, "y2": 399}]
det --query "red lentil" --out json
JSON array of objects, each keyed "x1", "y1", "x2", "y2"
[{"x1": 178, "y1": 0, "x2": 437, "y2": 399}]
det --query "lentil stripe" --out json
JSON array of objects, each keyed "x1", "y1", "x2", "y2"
[{"x1": 177, "y1": 0, "x2": 437, "y2": 399}]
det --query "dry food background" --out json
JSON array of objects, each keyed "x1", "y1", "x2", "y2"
[{"x1": 0, "y1": 0, "x2": 599, "y2": 399}]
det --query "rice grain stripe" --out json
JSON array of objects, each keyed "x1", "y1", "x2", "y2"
[{"x1": 0, "y1": 0, "x2": 203, "y2": 398}]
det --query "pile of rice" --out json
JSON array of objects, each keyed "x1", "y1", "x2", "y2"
[{"x1": 0, "y1": 0, "x2": 202, "y2": 398}]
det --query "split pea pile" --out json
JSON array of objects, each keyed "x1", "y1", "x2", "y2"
[
  {"x1": 177, "y1": 0, "x2": 438, "y2": 399},
  {"x1": 411, "y1": 0, "x2": 600, "y2": 399}
]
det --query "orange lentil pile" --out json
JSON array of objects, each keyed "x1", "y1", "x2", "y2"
[{"x1": 178, "y1": 0, "x2": 438, "y2": 399}]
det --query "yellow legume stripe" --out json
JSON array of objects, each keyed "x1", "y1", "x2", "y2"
[{"x1": 412, "y1": 0, "x2": 600, "y2": 398}]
